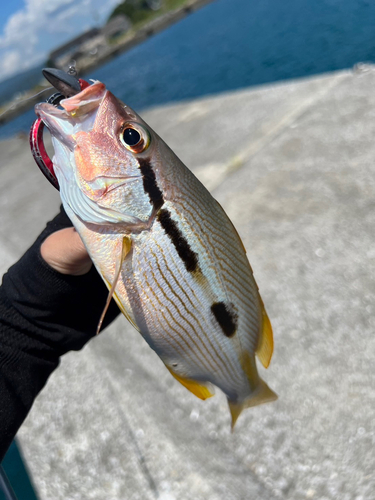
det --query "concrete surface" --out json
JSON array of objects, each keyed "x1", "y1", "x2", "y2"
[{"x1": 0, "y1": 67, "x2": 374, "y2": 499}]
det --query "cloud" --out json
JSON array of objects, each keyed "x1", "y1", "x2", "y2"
[
  {"x1": 2, "y1": 50, "x2": 22, "y2": 77},
  {"x1": 0, "y1": 0, "x2": 120, "y2": 81}
]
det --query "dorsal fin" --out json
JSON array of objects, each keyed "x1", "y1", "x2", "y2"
[{"x1": 255, "y1": 298, "x2": 274, "y2": 368}]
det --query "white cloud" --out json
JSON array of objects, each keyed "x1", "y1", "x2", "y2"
[
  {"x1": 0, "y1": 0, "x2": 121, "y2": 81},
  {"x1": 2, "y1": 50, "x2": 22, "y2": 77}
]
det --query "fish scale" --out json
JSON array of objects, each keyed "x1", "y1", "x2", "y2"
[
  {"x1": 35, "y1": 80, "x2": 277, "y2": 428},
  {"x1": 136, "y1": 228, "x2": 236, "y2": 378},
  {"x1": 167, "y1": 191, "x2": 261, "y2": 355},
  {"x1": 123, "y1": 249, "x2": 239, "y2": 399}
]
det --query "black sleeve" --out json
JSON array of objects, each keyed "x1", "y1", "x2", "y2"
[{"x1": 0, "y1": 207, "x2": 120, "y2": 461}]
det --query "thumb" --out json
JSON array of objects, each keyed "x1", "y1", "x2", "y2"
[{"x1": 41, "y1": 227, "x2": 92, "y2": 276}]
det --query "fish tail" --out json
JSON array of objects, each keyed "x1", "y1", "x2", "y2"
[
  {"x1": 228, "y1": 379, "x2": 277, "y2": 430},
  {"x1": 229, "y1": 351, "x2": 277, "y2": 429}
]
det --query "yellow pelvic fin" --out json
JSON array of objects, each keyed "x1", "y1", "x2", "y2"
[
  {"x1": 229, "y1": 351, "x2": 277, "y2": 429},
  {"x1": 255, "y1": 297, "x2": 274, "y2": 369},
  {"x1": 167, "y1": 368, "x2": 214, "y2": 400},
  {"x1": 97, "y1": 235, "x2": 132, "y2": 335}
]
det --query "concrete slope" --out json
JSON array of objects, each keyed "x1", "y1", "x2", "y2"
[{"x1": 0, "y1": 67, "x2": 374, "y2": 499}]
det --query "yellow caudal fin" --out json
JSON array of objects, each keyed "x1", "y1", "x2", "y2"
[
  {"x1": 256, "y1": 298, "x2": 274, "y2": 368},
  {"x1": 230, "y1": 351, "x2": 277, "y2": 429},
  {"x1": 228, "y1": 379, "x2": 278, "y2": 429},
  {"x1": 167, "y1": 368, "x2": 214, "y2": 400}
]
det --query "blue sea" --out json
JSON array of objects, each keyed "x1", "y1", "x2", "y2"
[{"x1": 1, "y1": 0, "x2": 375, "y2": 139}]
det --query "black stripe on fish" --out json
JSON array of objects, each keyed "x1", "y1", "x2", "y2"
[
  {"x1": 211, "y1": 302, "x2": 238, "y2": 337},
  {"x1": 157, "y1": 209, "x2": 199, "y2": 273},
  {"x1": 138, "y1": 158, "x2": 164, "y2": 211}
]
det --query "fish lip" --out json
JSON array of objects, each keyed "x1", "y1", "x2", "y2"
[{"x1": 60, "y1": 82, "x2": 106, "y2": 116}]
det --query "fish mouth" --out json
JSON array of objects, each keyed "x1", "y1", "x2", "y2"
[
  {"x1": 35, "y1": 82, "x2": 107, "y2": 150},
  {"x1": 34, "y1": 82, "x2": 145, "y2": 226}
]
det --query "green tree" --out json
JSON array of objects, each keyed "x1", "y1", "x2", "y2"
[{"x1": 108, "y1": 1, "x2": 154, "y2": 24}]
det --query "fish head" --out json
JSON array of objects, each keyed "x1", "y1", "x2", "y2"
[{"x1": 35, "y1": 82, "x2": 157, "y2": 226}]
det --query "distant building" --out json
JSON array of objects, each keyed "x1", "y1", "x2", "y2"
[
  {"x1": 48, "y1": 16, "x2": 131, "y2": 69},
  {"x1": 49, "y1": 28, "x2": 101, "y2": 66}
]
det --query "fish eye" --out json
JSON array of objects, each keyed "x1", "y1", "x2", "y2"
[
  {"x1": 123, "y1": 128, "x2": 140, "y2": 146},
  {"x1": 120, "y1": 123, "x2": 150, "y2": 153}
]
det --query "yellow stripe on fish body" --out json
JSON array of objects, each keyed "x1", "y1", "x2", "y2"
[{"x1": 37, "y1": 82, "x2": 277, "y2": 428}]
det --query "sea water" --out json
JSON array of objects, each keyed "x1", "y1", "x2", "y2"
[{"x1": 1, "y1": 0, "x2": 375, "y2": 136}]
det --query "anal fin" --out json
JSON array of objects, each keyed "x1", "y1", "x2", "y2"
[{"x1": 167, "y1": 368, "x2": 214, "y2": 400}]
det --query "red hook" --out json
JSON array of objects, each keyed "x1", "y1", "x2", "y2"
[{"x1": 29, "y1": 78, "x2": 90, "y2": 190}]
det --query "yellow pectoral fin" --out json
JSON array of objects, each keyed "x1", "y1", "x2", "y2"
[
  {"x1": 167, "y1": 368, "x2": 214, "y2": 400},
  {"x1": 256, "y1": 298, "x2": 274, "y2": 368}
]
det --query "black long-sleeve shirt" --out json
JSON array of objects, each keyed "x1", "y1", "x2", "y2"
[{"x1": 0, "y1": 208, "x2": 120, "y2": 461}]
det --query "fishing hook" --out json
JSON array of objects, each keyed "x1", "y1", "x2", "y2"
[{"x1": 29, "y1": 68, "x2": 90, "y2": 190}]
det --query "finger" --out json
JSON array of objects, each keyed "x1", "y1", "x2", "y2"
[{"x1": 41, "y1": 227, "x2": 92, "y2": 276}]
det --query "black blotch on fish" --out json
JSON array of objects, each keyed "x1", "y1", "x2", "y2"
[
  {"x1": 138, "y1": 158, "x2": 164, "y2": 211},
  {"x1": 157, "y1": 209, "x2": 199, "y2": 273},
  {"x1": 211, "y1": 302, "x2": 238, "y2": 337}
]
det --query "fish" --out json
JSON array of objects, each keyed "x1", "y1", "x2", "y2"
[{"x1": 35, "y1": 81, "x2": 277, "y2": 428}]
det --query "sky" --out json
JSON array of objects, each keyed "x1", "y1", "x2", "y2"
[{"x1": 0, "y1": 0, "x2": 122, "y2": 82}]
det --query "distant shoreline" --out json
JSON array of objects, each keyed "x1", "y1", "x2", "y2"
[{"x1": 0, "y1": 0, "x2": 214, "y2": 126}]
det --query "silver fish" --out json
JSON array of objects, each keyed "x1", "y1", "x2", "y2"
[{"x1": 35, "y1": 82, "x2": 277, "y2": 428}]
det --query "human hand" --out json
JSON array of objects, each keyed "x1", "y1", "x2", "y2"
[{"x1": 41, "y1": 227, "x2": 92, "y2": 276}]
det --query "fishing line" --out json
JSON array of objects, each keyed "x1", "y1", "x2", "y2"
[{"x1": 0, "y1": 86, "x2": 53, "y2": 120}]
